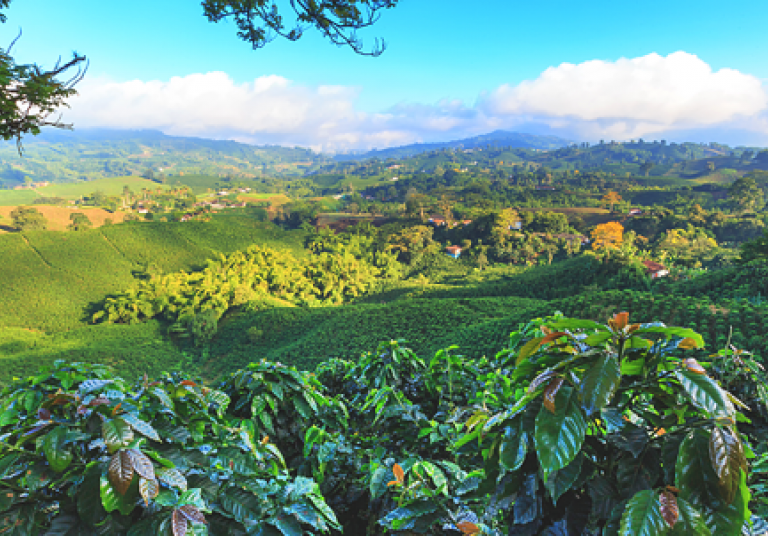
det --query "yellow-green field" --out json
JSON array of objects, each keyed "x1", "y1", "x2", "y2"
[
  {"x1": 0, "y1": 176, "x2": 171, "y2": 206},
  {"x1": 0, "y1": 206, "x2": 129, "y2": 232}
]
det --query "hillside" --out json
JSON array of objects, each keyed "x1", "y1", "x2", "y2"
[
  {"x1": 0, "y1": 215, "x2": 308, "y2": 332},
  {"x1": 334, "y1": 130, "x2": 573, "y2": 161},
  {"x1": 0, "y1": 128, "x2": 330, "y2": 187}
]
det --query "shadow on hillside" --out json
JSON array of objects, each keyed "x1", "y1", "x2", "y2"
[{"x1": 0, "y1": 224, "x2": 18, "y2": 232}]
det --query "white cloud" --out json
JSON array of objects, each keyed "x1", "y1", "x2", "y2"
[
  {"x1": 63, "y1": 52, "x2": 768, "y2": 150},
  {"x1": 483, "y1": 51, "x2": 768, "y2": 140}
]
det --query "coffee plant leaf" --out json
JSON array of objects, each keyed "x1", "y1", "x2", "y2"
[
  {"x1": 580, "y1": 354, "x2": 621, "y2": 415},
  {"x1": 42, "y1": 426, "x2": 73, "y2": 473},
  {"x1": 108, "y1": 450, "x2": 134, "y2": 496},
  {"x1": 669, "y1": 497, "x2": 711, "y2": 535},
  {"x1": 619, "y1": 489, "x2": 666, "y2": 536},
  {"x1": 535, "y1": 385, "x2": 587, "y2": 483},
  {"x1": 676, "y1": 370, "x2": 733, "y2": 419}
]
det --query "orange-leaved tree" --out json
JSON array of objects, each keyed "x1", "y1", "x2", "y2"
[
  {"x1": 601, "y1": 191, "x2": 623, "y2": 212},
  {"x1": 591, "y1": 221, "x2": 624, "y2": 251}
]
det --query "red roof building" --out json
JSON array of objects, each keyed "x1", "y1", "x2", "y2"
[
  {"x1": 445, "y1": 245, "x2": 462, "y2": 258},
  {"x1": 642, "y1": 260, "x2": 669, "y2": 279}
]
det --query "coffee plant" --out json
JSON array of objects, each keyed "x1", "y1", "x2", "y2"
[{"x1": 0, "y1": 313, "x2": 762, "y2": 535}]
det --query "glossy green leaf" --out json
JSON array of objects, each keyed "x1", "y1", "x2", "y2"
[
  {"x1": 535, "y1": 385, "x2": 588, "y2": 483},
  {"x1": 676, "y1": 370, "x2": 733, "y2": 419},
  {"x1": 517, "y1": 337, "x2": 544, "y2": 364},
  {"x1": 709, "y1": 428, "x2": 743, "y2": 504},
  {"x1": 220, "y1": 487, "x2": 260, "y2": 524},
  {"x1": 78, "y1": 463, "x2": 106, "y2": 526},
  {"x1": 670, "y1": 498, "x2": 712, "y2": 535},
  {"x1": 42, "y1": 426, "x2": 72, "y2": 473},
  {"x1": 100, "y1": 474, "x2": 137, "y2": 516},
  {"x1": 499, "y1": 417, "x2": 527, "y2": 473},
  {"x1": 151, "y1": 387, "x2": 173, "y2": 409},
  {"x1": 273, "y1": 514, "x2": 303, "y2": 536},
  {"x1": 580, "y1": 354, "x2": 621, "y2": 415},
  {"x1": 676, "y1": 429, "x2": 725, "y2": 510},
  {"x1": 157, "y1": 467, "x2": 187, "y2": 491},
  {"x1": 102, "y1": 417, "x2": 134, "y2": 453},
  {"x1": 703, "y1": 469, "x2": 750, "y2": 535},
  {"x1": 633, "y1": 326, "x2": 704, "y2": 347},
  {"x1": 544, "y1": 452, "x2": 584, "y2": 505},
  {"x1": 619, "y1": 489, "x2": 666, "y2": 536},
  {"x1": 122, "y1": 414, "x2": 161, "y2": 442}
]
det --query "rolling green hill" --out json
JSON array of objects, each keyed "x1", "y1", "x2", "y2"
[{"x1": 0, "y1": 216, "x2": 308, "y2": 332}]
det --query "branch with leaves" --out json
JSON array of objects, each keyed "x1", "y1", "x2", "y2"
[{"x1": 201, "y1": 0, "x2": 399, "y2": 56}]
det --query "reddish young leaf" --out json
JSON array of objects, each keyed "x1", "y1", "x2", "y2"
[
  {"x1": 659, "y1": 491, "x2": 678, "y2": 528},
  {"x1": 541, "y1": 331, "x2": 569, "y2": 345},
  {"x1": 47, "y1": 393, "x2": 77, "y2": 406},
  {"x1": 392, "y1": 463, "x2": 405, "y2": 484},
  {"x1": 180, "y1": 380, "x2": 197, "y2": 387},
  {"x1": 609, "y1": 311, "x2": 629, "y2": 331},
  {"x1": 88, "y1": 397, "x2": 110, "y2": 407},
  {"x1": 457, "y1": 521, "x2": 480, "y2": 535},
  {"x1": 127, "y1": 449, "x2": 155, "y2": 480},
  {"x1": 37, "y1": 408, "x2": 51, "y2": 421},
  {"x1": 178, "y1": 504, "x2": 207, "y2": 524},
  {"x1": 683, "y1": 358, "x2": 706, "y2": 375},
  {"x1": 528, "y1": 370, "x2": 557, "y2": 394},
  {"x1": 172, "y1": 509, "x2": 189, "y2": 536},
  {"x1": 108, "y1": 451, "x2": 134, "y2": 496},
  {"x1": 543, "y1": 377, "x2": 565, "y2": 414},
  {"x1": 678, "y1": 338, "x2": 700, "y2": 350},
  {"x1": 111, "y1": 403, "x2": 122, "y2": 417},
  {"x1": 139, "y1": 477, "x2": 159, "y2": 506}
]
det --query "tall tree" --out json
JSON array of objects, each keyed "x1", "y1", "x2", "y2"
[
  {"x1": 728, "y1": 176, "x2": 765, "y2": 213},
  {"x1": 68, "y1": 212, "x2": 93, "y2": 231},
  {"x1": 601, "y1": 191, "x2": 622, "y2": 212},
  {"x1": 10, "y1": 205, "x2": 47, "y2": 231},
  {"x1": 591, "y1": 221, "x2": 624, "y2": 251}
]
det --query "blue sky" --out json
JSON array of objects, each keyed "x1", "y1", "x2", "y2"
[{"x1": 5, "y1": 0, "x2": 768, "y2": 150}]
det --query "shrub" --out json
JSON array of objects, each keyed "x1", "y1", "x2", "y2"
[{"x1": 0, "y1": 361, "x2": 338, "y2": 535}]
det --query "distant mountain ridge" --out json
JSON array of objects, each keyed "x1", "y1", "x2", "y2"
[
  {"x1": 0, "y1": 128, "x2": 328, "y2": 187},
  {"x1": 333, "y1": 130, "x2": 574, "y2": 161}
]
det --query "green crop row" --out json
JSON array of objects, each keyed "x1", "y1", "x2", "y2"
[{"x1": 201, "y1": 296, "x2": 550, "y2": 378}]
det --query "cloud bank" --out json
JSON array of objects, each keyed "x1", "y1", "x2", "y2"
[{"x1": 65, "y1": 52, "x2": 768, "y2": 150}]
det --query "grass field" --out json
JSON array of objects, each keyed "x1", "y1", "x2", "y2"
[
  {"x1": 43, "y1": 176, "x2": 171, "y2": 197},
  {"x1": 0, "y1": 206, "x2": 129, "y2": 232},
  {"x1": 236, "y1": 193, "x2": 291, "y2": 205},
  {"x1": 0, "y1": 176, "x2": 171, "y2": 206},
  {"x1": 0, "y1": 189, "x2": 40, "y2": 206}
]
